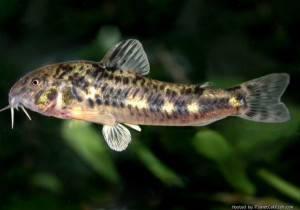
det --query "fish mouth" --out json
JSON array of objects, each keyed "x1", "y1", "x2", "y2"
[{"x1": 0, "y1": 98, "x2": 31, "y2": 129}]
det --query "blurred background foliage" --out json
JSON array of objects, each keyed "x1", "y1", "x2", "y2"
[{"x1": 0, "y1": 0, "x2": 299, "y2": 209}]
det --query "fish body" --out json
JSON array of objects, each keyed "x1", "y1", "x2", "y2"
[{"x1": 1, "y1": 39, "x2": 290, "y2": 151}]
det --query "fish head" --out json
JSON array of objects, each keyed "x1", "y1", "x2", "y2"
[{"x1": 1, "y1": 65, "x2": 62, "y2": 128}]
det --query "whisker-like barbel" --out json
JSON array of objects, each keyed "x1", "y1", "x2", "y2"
[
  {"x1": 20, "y1": 104, "x2": 32, "y2": 121},
  {"x1": 0, "y1": 105, "x2": 11, "y2": 112},
  {"x1": 0, "y1": 104, "x2": 15, "y2": 129},
  {"x1": 11, "y1": 106, "x2": 14, "y2": 129}
]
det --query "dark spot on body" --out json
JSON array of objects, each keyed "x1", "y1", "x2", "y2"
[
  {"x1": 218, "y1": 97, "x2": 229, "y2": 105},
  {"x1": 103, "y1": 72, "x2": 109, "y2": 78},
  {"x1": 86, "y1": 69, "x2": 92, "y2": 76},
  {"x1": 101, "y1": 83, "x2": 108, "y2": 92},
  {"x1": 108, "y1": 74, "x2": 114, "y2": 80},
  {"x1": 128, "y1": 104, "x2": 134, "y2": 115},
  {"x1": 106, "y1": 65, "x2": 118, "y2": 71},
  {"x1": 148, "y1": 93, "x2": 164, "y2": 113},
  {"x1": 186, "y1": 88, "x2": 192, "y2": 94},
  {"x1": 120, "y1": 102, "x2": 125, "y2": 108},
  {"x1": 159, "y1": 84, "x2": 165, "y2": 90},
  {"x1": 109, "y1": 87, "x2": 114, "y2": 94},
  {"x1": 225, "y1": 85, "x2": 241, "y2": 91},
  {"x1": 47, "y1": 89, "x2": 57, "y2": 101},
  {"x1": 92, "y1": 63, "x2": 100, "y2": 69},
  {"x1": 172, "y1": 111, "x2": 178, "y2": 119},
  {"x1": 123, "y1": 77, "x2": 129, "y2": 85},
  {"x1": 171, "y1": 91, "x2": 177, "y2": 98},
  {"x1": 62, "y1": 65, "x2": 73, "y2": 72},
  {"x1": 122, "y1": 88, "x2": 131, "y2": 98},
  {"x1": 132, "y1": 88, "x2": 140, "y2": 98},
  {"x1": 71, "y1": 86, "x2": 83, "y2": 102},
  {"x1": 78, "y1": 76, "x2": 85, "y2": 83},
  {"x1": 174, "y1": 99, "x2": 188, "y2": 115},
  {"x1": 194, "y1": 86, "x2": 204, "y2": 95},
  {"x1": 147, "y1": 92, "x2": 154, "y2": 102},
  {"x1": 152, "y1": 84, "x2": 158, "y2": 91},
  {"x1": 58, "y1": 71, "x2": 67, "y2": 79},
  {"x1": 73, "y1": 72, "x2": 79, "y2": 78},
  {"x1": 96, "y1": 98, "x2": 102, "y2": 105},
  {"x1": 88, "y1": 98, "x2": 94, "y2": 108},
  {"x1": 135, "y1": 106, "x2": 142, "y2": 116},
  {"x1": 55, "y1": 65, "x2": 62, "y2": 77},
  {"x1": 115, "y1": 76, "x2": 121, "y2": 84},
  {"x1": 142, "y1": 108, "x2": 148, "y2": 117},
  {"x1": 35, "y1": 90, "x2": 45, "y2": 105},
  {"x1": 132, "y1": 75, "x2": 145, "y2": 86},
  {"x1": 166, "y1": 89, "x2": 171, "y2": 97},
  {"x1": 68, "y1": 75, "x2": 74, "y2": 81},
  {"x1": 116, "y1": 89, "x2": 122, "y2": 96},
  {"x1": 131, "y1": 78, "x2": 137, "y2": 85}
]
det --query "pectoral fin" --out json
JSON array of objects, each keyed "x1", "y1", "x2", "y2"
[{"x1": 102, "y1": 123, "x2": 131, "y2": 151}]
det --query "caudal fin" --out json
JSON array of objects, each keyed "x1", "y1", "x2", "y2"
[{"x1": 238, "y1": 73, "x2": 290, "y2": 123}]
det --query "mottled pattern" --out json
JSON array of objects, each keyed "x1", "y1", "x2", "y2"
[
  {"x1": 40, "y1": 60, "x2": 245, "y2": 125},
  {"x1": 10, "y1": 60, "x2": 245, "y2": 126}
]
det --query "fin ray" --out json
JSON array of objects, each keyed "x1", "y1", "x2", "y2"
[
  {"x1": 102, "y1": 123, "x2": 131, "y2": 151},
  {"x1": 124, "y1": 123, "x2": 141, "y2": 132},
  {"x1": 238, "y1": 73, "x2": 290, "y2": 122},
  {"x1": 100, "y1": 39, "x2": 150, "y2": 75}
]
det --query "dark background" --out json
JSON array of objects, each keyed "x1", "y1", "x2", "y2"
[{"x1": 0, "y1": 0, "x2": 299, "y2": 209}]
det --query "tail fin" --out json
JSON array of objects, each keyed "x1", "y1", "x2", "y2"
[{"x1": 238, "y1": 73, "x2": 290, "y2": 123}]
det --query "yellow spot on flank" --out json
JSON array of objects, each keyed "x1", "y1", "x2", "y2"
[
  {"x1": 126, "y1": 98, "x2": 148, "y2": 110},
  {"x1": 229, "y1": 97, "x2": 240, "y2": 107},
  {"x1": 56, "y1": 92, "x2": 63, "y2": 108},
  {"x1": 162, "y1": 102, "x2": 174, "y2": 114},
  {"x1": 87, "y1": 87, "x2": 96, "y2": 98},
  {"x1": 187, "y1": 102, "x2": 199, "y2": 113}
]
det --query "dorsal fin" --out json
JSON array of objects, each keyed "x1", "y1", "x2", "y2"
[{"x1": 100, "y1": 39, "x2": 150, "y2": 75}]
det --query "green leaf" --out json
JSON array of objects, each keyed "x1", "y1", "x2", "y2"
[
  {"x1": 193, "y1": 130, "x2": 256, "y2": 194},
  {"x1": 220, "y1": 160, "x2": 256, "y2": 195},
  {"x1": 193, "y1": 130, "x2": 233, "y2": 162},
  {"x1": 257, "y1": 168, "x2": 300, "y2": 202},
  {"x1": 31, "y1": 173, "x2": 62, "y2": 194},
  {"x1": 61, "y1": 120, "x2": 121, "y2": 184},
  {"x1": 132, "y1": 142, "x2": 184, "y2": 187}
]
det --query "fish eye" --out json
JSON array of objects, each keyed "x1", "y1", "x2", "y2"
[{"x1": 31, "y1": 78, "x2": 41, "y2": 86}]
